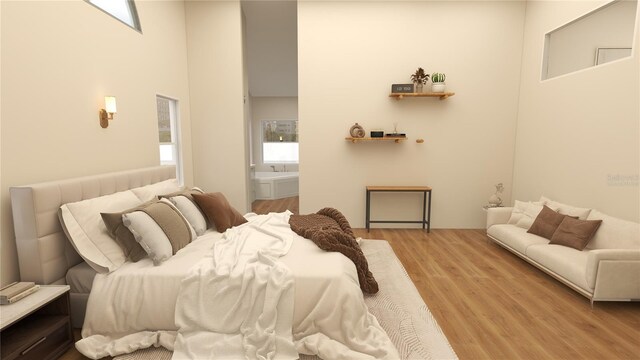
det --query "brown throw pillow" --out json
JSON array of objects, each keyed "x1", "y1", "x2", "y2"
[
  {"x1": 192, "y1": 192, "x2": 247, "y2": 233},
  {"x1": 550, "y1": 217, "x2": 603, "y2": 250},
  {"x1": 101, "y1": 200, "x2": 158, "y2": 262},
  {"x1": 527, "y1": 205, "x2": 567, "y2": 240}
]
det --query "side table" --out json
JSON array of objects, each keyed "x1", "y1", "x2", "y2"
[{"x1": 0, "y1": 285, "x2": 73, "y2": 360}]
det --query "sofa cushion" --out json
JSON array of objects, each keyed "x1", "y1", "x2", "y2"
[
  {"x1": 586, "y1": 210, "x2": 640, "y2": 250},
  {"x1": 488, "y1": 224, "x2": 549, "y2": 255},
  {"x1": 527, "y1": 205, "x2": 567, "y2": 240},
  {"x1": 515, "y1": 203, "x2": 544, "y2": 230},
  {"x1": 539, "y1": 196, "x2": 591, "y2": 220},
  {"x1": 550, "y1": 217, "x2": 602, "y2": 250},
  {"x1": 526, "y1": 244, "x2": 591, "y2": 292}
]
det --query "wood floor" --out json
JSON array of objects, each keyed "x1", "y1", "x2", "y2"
[
  {"x1": 61, "y1": 200, "x2": 640, "y2": 359},
  {"x1": 252, "y1": 196, "x2": 299, "y2": 215}
]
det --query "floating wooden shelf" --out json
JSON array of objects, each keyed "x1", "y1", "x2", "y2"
[
  {"x1": 345, "y1": 137, "x2": 407, "y2": 143},
  {"x1": 389, "y1": 92, "x2": 455, "y2": 100}
]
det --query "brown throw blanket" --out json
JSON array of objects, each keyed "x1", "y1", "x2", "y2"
[{"x1": 289, "y1": 208, "x2": 379, "y2": 294}]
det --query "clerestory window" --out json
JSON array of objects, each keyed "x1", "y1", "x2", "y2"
[{"x1": 85, "y1": 0, "x2": 142, "y2": 32}]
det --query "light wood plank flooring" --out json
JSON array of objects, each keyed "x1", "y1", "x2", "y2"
[
  {"x1": 252, "y1": 196, "x2": 299, "y2": 215},
  {"x1": 61, "y1": 224, "x2": 640, "y2": 359}
]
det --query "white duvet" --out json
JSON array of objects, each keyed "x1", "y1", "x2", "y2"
[{"x1": 76, "y1": 212, "x2": 398, "y2": 359}]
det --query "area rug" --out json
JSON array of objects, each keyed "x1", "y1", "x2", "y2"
[{"x1": 114, "y1": 240, "x2": 457, "y2": 360}]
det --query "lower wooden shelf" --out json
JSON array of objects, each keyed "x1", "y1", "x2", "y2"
[
  {"x1": 389, "y1": 92, "x2": 455, "y2": 100},
  {"x1": 346, "y1": 137, "x2": 407, "y2": 143}
]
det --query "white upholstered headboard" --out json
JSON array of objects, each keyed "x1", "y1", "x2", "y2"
[{"x1": 10, "y1": 166, "x2": 176, "y2": 285}]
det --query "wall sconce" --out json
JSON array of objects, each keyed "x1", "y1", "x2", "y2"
[{"x1": 99, "y1": 96, "x2": 117, "y2": 128}]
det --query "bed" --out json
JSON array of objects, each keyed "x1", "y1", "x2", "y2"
[{"x1": 10, "y1": 166, "x2": 398, "y2": 359}]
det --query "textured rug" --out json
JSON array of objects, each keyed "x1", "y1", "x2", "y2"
[{"x1": 114, "y1": 240, "x2": 457, "y2": 360}]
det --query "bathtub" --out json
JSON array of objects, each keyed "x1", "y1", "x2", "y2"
[{"x1": 254, "y1": 172, "x2": 299, "y2": 200}]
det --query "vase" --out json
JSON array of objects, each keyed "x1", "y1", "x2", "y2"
[
  {"x1": 432, "y1": 83, "x2": 446, "y2": 93},
  {"x1": 416, "y1": 83, "x2": 423, "y2": 93}
]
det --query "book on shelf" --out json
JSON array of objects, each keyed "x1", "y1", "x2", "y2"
[{"x1": 0, "y1": 282, "x2": 39, "y2": 305}]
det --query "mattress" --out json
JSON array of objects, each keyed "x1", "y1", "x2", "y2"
[{"x1": 66, "y1": 261, "x2": 97, "y2": 294}]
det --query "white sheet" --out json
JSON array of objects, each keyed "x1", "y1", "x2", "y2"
[{"x1": 76, "y1": 212, "x2": 398, "y2": 359}]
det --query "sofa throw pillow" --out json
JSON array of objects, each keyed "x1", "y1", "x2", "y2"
[
  {"x1": 122, "y1": 199, "x2": 196, "y2": 265},
  {"x1": 515, "y1": 203, "x2": 544, "y2": 230},
  {"x1": 550, "y1": 217, "x2": 603, "y2": 250},
  {"x1": 159, "y1": 188, "x2": 208, "y2": 235},
  {"x1": 101, "y1": 200, "x2": 158, "y2": 262},
  {"x1": 527, "y1": 205, "x2": 567, "y2": 240},
  {"x1": 507, "y1": 200, "x2": 529, "y2": 225},
  {"x1": 539, "y1": 196, "x2": 592, "y2": 220},
  {"x1": 130, "y1": 179, "x2": 181, "y2": 202},
  {"x1": 192, "y1": 192, "x2": 247, "y2": 233}
]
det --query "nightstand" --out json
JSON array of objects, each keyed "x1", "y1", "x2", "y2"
[{"x1": 0, "y1": 285, "x2": 73, "y2": 360}]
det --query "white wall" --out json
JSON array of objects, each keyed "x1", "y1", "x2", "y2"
[
  {"x1": 251, "y1": 97, "x2": 299, "y2": 173},
  {"x1": 298, "y1": 1, "x2": 526, "y2": 228},
  {"x1": 185, "y1": 0, "x2": 249, "y2": 213},
  {"x1": 0, "y1": 0, "x2": 193, "y2": 286},
  {"x1": 545, "y1": 0, "x2": 637, "y2": 79},
  {"x1": 513, "y1": 0, "x2": 639, "y2": 221}
]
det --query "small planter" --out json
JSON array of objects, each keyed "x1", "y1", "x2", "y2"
[{"x1": 432, "y1": 83, "x2": 446, "y2": 93}]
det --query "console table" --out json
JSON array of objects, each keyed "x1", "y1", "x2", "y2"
[{"x1": 365, "y1": 186, "x2": 432, "y2": 232}]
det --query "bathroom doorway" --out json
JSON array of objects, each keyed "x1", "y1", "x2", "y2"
[{"x1": 242, "y1": 1, "x2": 299, "y2": 215}]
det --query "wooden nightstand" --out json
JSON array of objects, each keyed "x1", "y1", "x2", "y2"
[{"x1": 0, "y1": 285, "x2": 73, "y2": 360}]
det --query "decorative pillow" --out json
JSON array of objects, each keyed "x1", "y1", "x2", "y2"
[
  {"x1": 586, "y1": 210, "x2": 640, "y2": 250},
  {"x1": 507, "y1": 200, "x2": 529, "y2": 225},
  {"x1": 539, "y1": 196, "x2": 591, "y2": 220},
  {"x1": 59, "y1": 190, "x2": 142, "y2": 273},
  {"x1": 527, "y1": 205, "x2": 568, "y2": 240},
  {"x1": 550, "y1": 217, "x2": 603, "y2": 250},
  {"x1": 192, "y1": 192, "x2": 247, "y2": 233},
  {"x1": 131, "y1": 179, "x2": 181, "y2": 202},
  {"x1": 122, "y1": 199, "x2": 196, "y2": 265},
  {"x1": 515, "y1": 203, "x2": 544, "y2": 230},
  {"x1": 159, "y1": 188, "x2": 208, "y2": 235},
  {"x1": 101, "y1": 200, "x2": 158, "y2": 262}
]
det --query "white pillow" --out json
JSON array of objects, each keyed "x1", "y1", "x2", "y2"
[
  {"x1": 515, "y1": 202, "x2": 544, "y2": 230},
  {"x1": 586, "y1": 210, "x2": 640, "y2": 250},
  {"x1": 59, "y1": 190, "x2": 142, "y2": 273},
  {"x1": 131, "y1": 179, "x2": 181, "y2": 202},
  {"x1": 123, "y1": 211, "x2": 173, "y2": 265},
  {"x1": 169, "y1": 195, "x2": 207, "y2": 236},
  {"x1": 122, "y1": 199, "x2": 196, "y2": 265},
  {"x1": 539, "y1": 196, "x2": 592, "y2": 220},
  {"x1": 507, "y1": 200, "x2": 528, "y2": 225}
]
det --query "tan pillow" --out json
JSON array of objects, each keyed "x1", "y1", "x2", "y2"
[
  {"x1": 192, "y1": 192, "x2": 247, "y2": 233},
  {"x1": 527, "y1": 205, "x2": 567, "y2": 240},
  {"x1": 158, "y1": 188, "x2": 204, "y2": 203},
  {"x1": 550, "y1": 217, "x2": 603, "y2": 250},
  {"x1": 101, "y1": 200, "x2": 158, "y2": 262}
]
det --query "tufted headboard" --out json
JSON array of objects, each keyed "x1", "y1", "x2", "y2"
[{"x1": 10, "y1": 166, "x2": 176, "y2": 285}]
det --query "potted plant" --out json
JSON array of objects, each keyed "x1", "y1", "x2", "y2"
[
  {"x1": 431, "y1": 72, "x2": 446, "y2": 93},
  {"x1": 410, "y1": 67, "x2": 429, "y2": 93}
]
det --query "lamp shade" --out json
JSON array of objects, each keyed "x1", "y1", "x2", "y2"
[{"x1": 105, "y1": 96, "x2": 117, "y2": 113}]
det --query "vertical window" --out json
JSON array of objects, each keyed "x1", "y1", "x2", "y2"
[
  {"x1": 262, "y1": 120, "x2": 298, "y2": 164},
  {"x1": 157, "y1": 96, "x2": 183, "y2": 184},
  {"x1": 86, "y1": 0, "x2": 142, "y2": 32}
]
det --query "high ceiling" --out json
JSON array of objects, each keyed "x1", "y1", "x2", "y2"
[{"x1": 242, "y1": 1, "x2": 298, "y2": 97}]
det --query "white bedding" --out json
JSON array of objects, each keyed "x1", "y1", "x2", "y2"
[{"x1": 77, "y1": 212, "x2": 398, "y2": 359}]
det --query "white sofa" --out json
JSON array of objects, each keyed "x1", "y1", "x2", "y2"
[{"x1": 486, "y1": 198, "x2": 640, "y2": 303}]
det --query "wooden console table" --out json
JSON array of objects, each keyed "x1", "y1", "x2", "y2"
[{"x1": 365, "y1": 186, "x2": 432, "y2": 232}]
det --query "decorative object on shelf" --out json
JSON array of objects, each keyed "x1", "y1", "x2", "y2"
[
  {"x1": 386, "y1": 122, "x2": 405, "y2": 138},
  {"x1": 371, "y1": 130, "x2": 384, "y2": 138},
  {"x1": 391, "y1": 84, "x2": 414, "y2": 93},
  {"x1": 410, "y1": 67, "x2": 429, "y2": 93},
  {"x1": 488, "y1": 183, "x2": 504, "y2": 207},
  {"x1": 431, "y1": 72, "x2": 446, "y2": 93},
  {"x1": 349, "y1": 123, "x2": 365, "y2": 138}
]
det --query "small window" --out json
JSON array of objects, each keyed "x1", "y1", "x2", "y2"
[
  {"x1": 157, "y1": 95, "x2": 183, "y2": 184},
  {"x1": 262, "y1": 120, "x2": 298, "y2": 164},
  {"x1": 86, "y1": 0, "x2": 142, "y2": 32}
]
